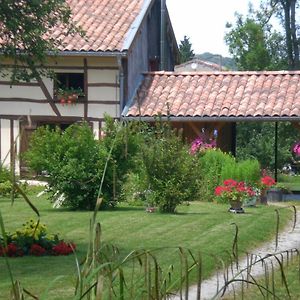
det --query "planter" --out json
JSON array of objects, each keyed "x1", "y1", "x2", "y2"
[
  {"x1": 267, "y1": 188, "x2": 283, "y2": 202},
  {"x1": 244, "y1": 196, "x2": 257, "y2": 207},
  {"x1": 228, "y1": 200, "x2": 244, "y2": 213},
  {"x1": 260, "y1": 188, "x2": 268, "y2": 205}
]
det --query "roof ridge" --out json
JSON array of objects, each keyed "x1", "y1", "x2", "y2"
[{"x1": 144, "y1": 70, "x2": 300, "y2": 76}]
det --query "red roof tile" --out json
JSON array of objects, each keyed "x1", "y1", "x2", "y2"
[
  {"x1": 124, "y1": 71, "x2": 300, "y2": 120},
  {"x1": 51, "y1": 0, "x2": 144, "y2": 52}
]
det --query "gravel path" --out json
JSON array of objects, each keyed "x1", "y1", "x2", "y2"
[{"x1": 172, "y1": 204, "x2": 300, "y2": 300}]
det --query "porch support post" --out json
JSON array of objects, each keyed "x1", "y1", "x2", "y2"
[
  {"x1": 274, "y1": 122, "x2": 278, "y2": 182},
  {"x1": 231, "y1": 122, "x2": 237, "y2": 156}
]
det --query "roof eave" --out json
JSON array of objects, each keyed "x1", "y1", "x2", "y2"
[
  {"x1": 48, "y1": 50, "x2": 128, "y2": 57},
  {"x1": 122, "y1": 115, "x2": 300, "y2": 122}
]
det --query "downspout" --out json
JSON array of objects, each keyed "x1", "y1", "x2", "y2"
[
  {"x1": 160, "y1": 0, "x2": 166, "y2": 70},
  {"x1": 117, "y1": 55, "x2": 125, "y2": 118}
]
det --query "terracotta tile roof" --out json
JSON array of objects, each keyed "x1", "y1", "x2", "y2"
[
  {"x1": 51, "y1": 0, "x2": 145, "y2": 52},
  {"x1": 124, "y1": 71, "x2": 300, "y2": 120}
]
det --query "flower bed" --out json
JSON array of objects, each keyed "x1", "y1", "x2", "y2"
[{"x1": 0, "y1": 219, "x2": 75, "y2": 257}]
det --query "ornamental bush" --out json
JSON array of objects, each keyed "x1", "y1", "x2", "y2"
[
  {"x1": 220, "y1": 159, "x2": 261, "y2": 186},
  {"x1": 25, "y1": 123, "x2": 107, "y2": 210},
  {"x1": 197, "y1": 149, "x2": 235, "y2": 202},
  {"x1": 142, "y1": 122, "x2": 200, "y2": 213}
]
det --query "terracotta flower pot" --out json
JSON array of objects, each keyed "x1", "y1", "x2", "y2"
[{"x1": 229, "y1": 200, "x2": 244, "y2": 213}]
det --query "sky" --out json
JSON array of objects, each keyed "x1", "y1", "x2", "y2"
[{"x1": 166, "y1": 0, "x2": 262, "y2": 57}]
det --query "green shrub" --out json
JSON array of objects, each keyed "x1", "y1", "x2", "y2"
[
  {"x1": 220, "y1": 159, "x2": 261, "y2": 185},
  {"x1": 0, "y1": 166, "x2": 10, "y2": 183},
  {"x1": 25, "y1": 123, "x2": 106, "y2": 210},
  {"x1": 101, "y1": 116, "x2": 144, "y2": 204},
  {"x1": 142, "y1": 123, "x2": 200, "y2": 213},
  {"x1": 25, "y1": 119, "x2": 144, "y2": 210},
  {"x1": 198, "y1": 149, "x2": 235, "y2": 202},
  {"x1": 120, "y1": 172, "x2": 149, "y2": 206}
]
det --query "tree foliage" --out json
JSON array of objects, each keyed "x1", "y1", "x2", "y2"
[
  {"x1": 225, "y1": 6, "x2": 287, "y2": 70},
  {"x1": 236, "y1": 122, "x2": 299, "y2": 171},
  {"x1": 178, "y1": 35, "x2": 195, "y2": 64},
  {"x1": 0, "y1": 0, "x2": 81, "y2": 81},
  {"x1": 272, "y1": 0, "x2": 300, "y2": 69}
]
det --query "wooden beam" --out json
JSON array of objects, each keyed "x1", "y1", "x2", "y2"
[
  {"x1": 37, "y1": 77, "x2": 61, "y2": 117},
  {"x1": 188, "y1": 122, "x2": 202, "y2": 136},
  {"x1": 88, "y1": 100, "x2": 120, "y2": 105},
  {"x1": 84, "y1": 58, "x2": 88, "y2": 121},
  {"x1": 1, "y1": 64, "x2": 119, "y2": 70},
  {"x1": 0, "y1": 98, "x2": 46, "y2": 103},
  {"x1": 0, "y1": 81, "x2": 39, "y2": 87},
  {"x1": 88, "y1": 82, "x2": 120, "y2": 87},
  {"x1": 0, "y1": 120, "x2": 1, "y2": 162},
  {"x1": 275, "y1": 122, "x2": 278, "y2": 182}
]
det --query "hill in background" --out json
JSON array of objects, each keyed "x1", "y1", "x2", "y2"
[{"x1": 196, "y1": 52, "x2": 237, "y2": 71}]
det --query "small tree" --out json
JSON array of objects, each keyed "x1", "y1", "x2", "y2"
[
  {"x1": 179, "y1": 35, "x2": 195, "y2": 64},
  {"x1": 142, "y1": 122, "x2": 199, "y2": 213}
]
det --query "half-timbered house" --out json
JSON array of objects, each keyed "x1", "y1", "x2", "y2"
[{"x1": 0, "y1": 0, "x2": 178, "y2": 174}]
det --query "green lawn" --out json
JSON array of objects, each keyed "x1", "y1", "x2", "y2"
[
  {"x1": 278, "y1": 174, "x2": 300, "y2": 191},
  {"x1": 0, "y1": 189, "x2": 293, "y2": 299}
]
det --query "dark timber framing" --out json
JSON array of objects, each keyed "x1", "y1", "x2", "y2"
[
  {"x1": 84, "y1": 58, "x2": 88, "y2": 120},
  {"x1": 37, "y1": 77, "x2": 61, "y2": 117},
  {"x1": 0, "y1": 120, "x2": 1, "y2": 162}
]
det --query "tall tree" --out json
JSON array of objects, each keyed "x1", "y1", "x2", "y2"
[
  {"x1": 0, "y1": 0, "x2": 81, "y2": 82},
  {"x1": 225, "y1": 6, "x2": 287, "y2": 70},
  {"x1": 178, "y1": 35, "x2": 195, "y2": 64},
  {"x1": 272, "y1": 0, "x2": 299, "y2": 69}
]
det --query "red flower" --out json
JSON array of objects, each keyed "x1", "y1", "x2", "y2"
[
  {"x1": 52, "y1": 241, "x2": 75, "y2": 256},
  {"x1": 261, "y1": 176, "x2": 275, "y2": 188},
  {"x1": 223, "y1": 179, "x2": 237, "y2": 187},
  {"x1": 29, "y1": 244, "x2": 46, "y2": 256},
  {"x1": 1, "y1": 243, "x2": 24, "y2": 257}
]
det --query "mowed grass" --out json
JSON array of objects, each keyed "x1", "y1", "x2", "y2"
[
  {"x1": 278, "y1": 174, "x2": 300, "y2": 191},
  {"x1": 0, "y1": 188, "x2": 293, "y2": 299}
]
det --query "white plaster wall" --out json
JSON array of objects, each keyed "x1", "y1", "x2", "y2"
[
  {"x1": 0, "y1": 102, "x2": 56, "y2": 116},
  {"x1": 88, "y1": 104, "x2": 119, "y2": 119},
  {"x1": 0, "y1": 74, "x2": 53, "y2": 99},
  {"x1": 58, "y1": 103, "x2": 85, "y2": 117},
  {"x1": 89, "y1": 87, "x2": 118, "y2": 101},
  {"x1": 1, "y1": 119, "x2": 11, "y2": 168},
  {"x1": 0, "y1": 86, "x2": 45, "y2": 99},
  {"x1": 88, "y1": 70, "x2": 118, "y2": 84}
]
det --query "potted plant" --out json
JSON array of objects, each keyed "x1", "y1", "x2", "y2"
[
  {"x1": 259, "y1": 175, "x2": 276, "y2": 204},
  {"x1": 215, "y1": 179, "x2": 255, "y2": 213},
  {"x1": 56, "y1": 87, "x2": 84, "y2": 105}
]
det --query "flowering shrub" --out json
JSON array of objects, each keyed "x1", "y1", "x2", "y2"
[
  {"x1": 190, "y1": 130, "x2": 217, "y2": 154},
  {"x1": 260, "y1": 176, "x2": 276, "y2": 189},
  {"x1": 292, "y1": 141, "x2": 300, "y2": 156},
  {"x1": 215, "y1": 179, "x2": 255, "y2": 204},
  {"x1": 0, "y1": 219, "x2": 75, "y2": 257}
]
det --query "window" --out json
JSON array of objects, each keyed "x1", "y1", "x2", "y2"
[{"x1": 54, "y1": 73, "x2": 85, "y2": 101}]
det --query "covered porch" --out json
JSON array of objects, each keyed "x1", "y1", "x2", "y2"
[{"x1": 122, "y1": 70, "x2": 300, "y2": 179}]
